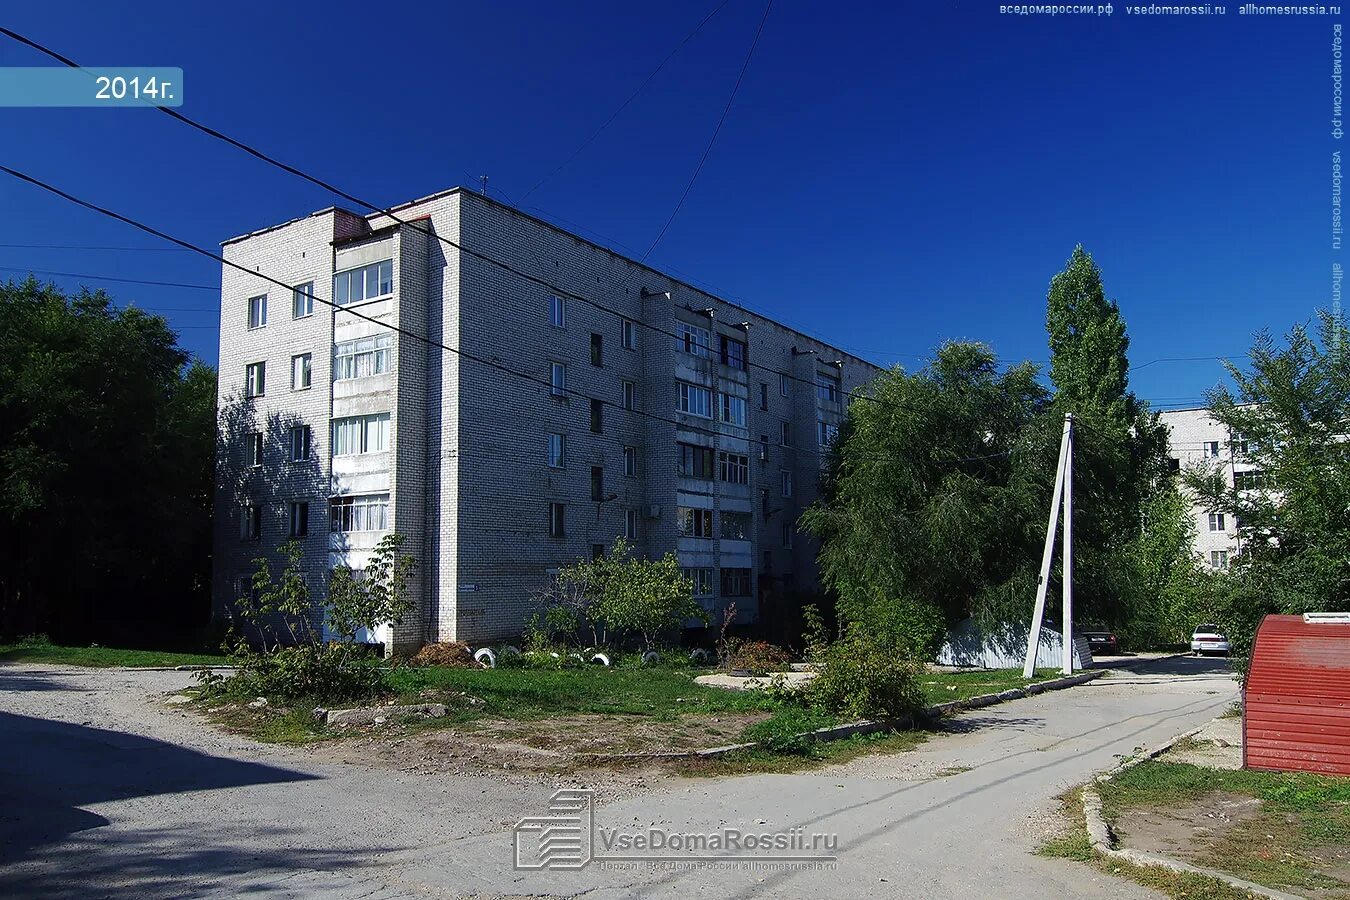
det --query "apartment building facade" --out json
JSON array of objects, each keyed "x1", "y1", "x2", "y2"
[
  {"x1": 1159, "y1": 406, "x2": 1269, "y2": 570},
  {"x1": 214, "y1": 188, "x2": 880, "y2": 651}
]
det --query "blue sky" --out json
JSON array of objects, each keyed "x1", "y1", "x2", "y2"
[{"x1": 0, "y1": 1, "x2": 1335, "y2": 409}]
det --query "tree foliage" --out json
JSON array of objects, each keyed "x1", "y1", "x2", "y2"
[
  {"x1": 0, "y1": 277, "x2": 215, "y2": 641},
  {"x1": 1185, "y1": 312, "x2": 1350, "y2": 669}
]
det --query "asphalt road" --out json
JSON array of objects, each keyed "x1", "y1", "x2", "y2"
[{"x1": 0, "y1": 655, "x2": 1238, "y2": 899}]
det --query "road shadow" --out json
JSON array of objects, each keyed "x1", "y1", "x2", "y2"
[
  {"x1": 0, "y1": 711, "x2": 319, "y2": 879},
  {"x1": 938, "y1": 714, "x2": 1046, "y2": 734},
  {"x1": 1100, "y1": 655, "x2": 1235, "y2": 677},
  {"x1": 0, "y1": 668, "x2": 91, "y2": 693}
]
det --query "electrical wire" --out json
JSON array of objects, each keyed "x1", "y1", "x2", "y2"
[{"x1": 0, "y1": 265, "x2": 217, "y2": 291}]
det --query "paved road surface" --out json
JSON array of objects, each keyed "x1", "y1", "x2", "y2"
[{"x1": 0, "y1": 656, "x2": 1237, "y2": 899}]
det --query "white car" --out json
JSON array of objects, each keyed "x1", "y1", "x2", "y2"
[{"x1": 1191, "y1": 624, "x2": 1231, "y2": 656}]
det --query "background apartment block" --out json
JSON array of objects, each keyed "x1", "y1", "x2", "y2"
[
  {"x1": 1159, "y1": 406, "x2": 1270, "y2": 570},
  {"x1": 214, "y1": 188, "x2": 881, "y2": 651}
]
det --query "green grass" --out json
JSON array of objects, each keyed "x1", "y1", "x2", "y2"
[
  {"x1": 920, "y1": 668, "x2": 1061, "y2": 704},
  {"x1": 1098, "y1": 761, "x2": 1350, "y2": 892},
  {"x1": 0, "y1": 637, "x2": 228, "y2": 668},
  {"x1": 675, "y1": 728, "x2": 930, "y2": 777}
]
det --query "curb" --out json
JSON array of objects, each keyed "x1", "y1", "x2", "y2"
[
  {"x1": 1078, "y1": 722, "x2": 1302, "y2": 900},
  {"x1": 578, "y1": 668, "x2": 1108, "y2": 762}
]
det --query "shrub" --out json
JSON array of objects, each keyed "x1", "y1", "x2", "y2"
[
  {"x1": 741, "y1": 707, "x2": 833, "y2": 756},
  {"x1": 410, "y1": 641, "x2": 474, "y2": 668},
  {"x1": 725, "y1": 639, "x2": 793, "y2": 676},
  {"x1": 219, "y1": 645, "x2": 385, "y2": 703},
  {"x1": 808, "y1": 633, "x2": 925, "y2": 721}
]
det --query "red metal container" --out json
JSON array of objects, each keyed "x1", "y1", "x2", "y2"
[{"x1": 1243, "y1": 614, "x2": 1350, "y2": 776}]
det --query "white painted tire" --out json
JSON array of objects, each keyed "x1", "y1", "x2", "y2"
[
  {"x1": 641, "y1": 651, "x2": 660, "y2": 665},
  {"x1": 474, "y1": 647, "x2": 497, "y2": 669},
  {"x1": 501, "y1": 645, "x2": 521, "y2": 658},
  {"x1": 590, "y1": 652, "x2": 612, "y2": 667},
  {"x1": 689, "y1": 648, "x2": 712, "y2": 665}
]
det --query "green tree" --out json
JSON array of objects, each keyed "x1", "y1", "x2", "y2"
[
  {"x1": 327, "y1": 532, "x2": 418, "y2": 645},
  {"x1": 800, "y1": 342, "x2": 1053, "y2": 655},
  {"x1": 0, "y1": 277, "x2": 216, "y2": 641},
  {"x1": 1185, "y1": 312, "x2": 1350, "y2": 670}
]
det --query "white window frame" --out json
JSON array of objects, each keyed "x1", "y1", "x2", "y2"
[
  {"x1": 245, "y1": 361, "x2": 265, "y2": 398},
  {"x1": 548, "y1": 502, "x2": 566, "y2": 538},
  {"x1": 291, "y1": 353, "x2": 312, "y2": 391},
  {"x1": 330, "y1": 493, "x2": 390, "y2": 533},
  {"x1": 334, "y1": 334, "x2": 392, "y2": 380},
  {"x1": 289, "y1": 424, "x2": 311, "y2": 462},
  {"x1": 621, "y1": 318, "x2": 637, "y2": 349},
  {"x1": 683, "y1": 567, "x2": 714, "y2": 597},
  {"x1": 816, "y1": 373, "x2": 841, "y2": 403},
  {"x1": 622, "y1": 380, "x2": 636, "y2": 411},
  {"x1": 1205, "y1": 440, "x2": 1221, "y2": 458},
  {"x1": 624, "y1": 508, "x2": 638, "y2": 540},
  {"x1": 818, "y1": 421, "x2": 838, "y2": 447},
  {"x1": 779, "y1": 373, "x2": 790, "y2": 396},
  {"x1": 678, "y1": 507, "x2": 713, "y2": 538},
  {"x1": 1209, "y1": 549, "x2": 1229, "y2": 569},
  {"x1": 549, "y1": 294, "x2": 566, "y2": 328},
  {"x1": 333, "y1": 259, "x2": 393, "y2": 307},
  {"x1": 331, "y1": 413, "x2": 391, "y2": 456},
  {"x1": 288, "y1": 501, "x2": 309, "y2": 537},
  {"x1": 677, "y1": 382, "x2": 712, "y2": 418},
  {"x1": 247, "y1": 294, "x2": 267, "y2": 330},
  {"x1": 677, "y1": 322, "x2": 711, "y2": 358},
  {"x1": 623, "y1": 445, "x2": 637, "y2": 477},
  {"x1": 247, "y1": 431, "x2": 263, "y2": 468},
  {"x1": 550, "y1": 362, "x2": 567, "y2": 397},
  {"x1": 719, "y1": 394, "x2": 747, "y2": 427},
  {"x1": 548, "y1": 433, "x2": 566, "y2": 469},
  {"x1": 718, "y1": 451, "x2": 749, "y2": 485},
  {"x1": 1208, "y1": 512, "x2": 1226, "y2": 531},
  {"x1": 292, "y1": 282, "x2": 314, "y2": 319}
]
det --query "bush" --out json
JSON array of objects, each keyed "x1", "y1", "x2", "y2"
[
  {"x1": 808, "y1": 633, "x2": 926, "y2": 721},
  {"x1": 741, "y1": 707, "x2": 833, "y2": 756},
  {"x1": 212, "y1": 645, "x2": 385, "y2": 703},
  {"x1": 725, "y1": 639, "x2": 793, "y2": 676},
  {"x1": 410, "y1": 641, "x2": 474, "y2": 668}
]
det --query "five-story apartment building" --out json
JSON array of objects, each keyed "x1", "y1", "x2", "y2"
[{"x1": 215, "y1": 188, "x2": 879, "y2": 651}]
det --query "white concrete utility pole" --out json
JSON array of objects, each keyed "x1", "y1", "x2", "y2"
[{"x1": 1023, "y1": 413, "x2": 1075, "y2": 678}]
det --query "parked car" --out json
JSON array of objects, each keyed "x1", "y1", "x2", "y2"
[
  {"x1": 1081, "y1": 626, "x2": 1120, "y2": 655},
  {"x1": 1191, "y1": 624, "x2": 1231, "y2": 656}
]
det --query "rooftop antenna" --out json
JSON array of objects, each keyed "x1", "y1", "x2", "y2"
[{"x1": 479, "y1": 175, "x2": 489, "y2": 196}]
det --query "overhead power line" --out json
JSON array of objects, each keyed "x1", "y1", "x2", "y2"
[
  {"x1": 0, "y1": 265, "x2": 217, "y2": 291},
  {"x1": 0, "y1": 241, "x2": 191, "y2": 252}
]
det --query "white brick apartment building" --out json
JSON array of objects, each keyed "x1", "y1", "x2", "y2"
[
  {"x1": 214, "y1": 188, "x2": 880, "y2": 651},
  {"x1": 1159, "y1": 406, "x2": 1268, "y2": 570}
]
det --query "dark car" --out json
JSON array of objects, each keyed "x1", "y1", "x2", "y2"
[{"x1": 1080, "y1": 626, "x2": 1120, "y2": 655}]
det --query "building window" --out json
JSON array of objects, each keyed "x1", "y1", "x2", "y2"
[
  {"x1": 549, "y1": 294, "x2": 566, "y2": 328},
  {"x1": 289, "y1": 425, "x2": 311, "y2": 462},
  {"x1": 548, "y1": 502, "x2": 565, "y2": 538},
  {"x1": 624, "y1": 508, "x2": 638, "y2": 540},
  {"x1": 1209, "y1": 549, "x2": 1229, "y2": 569},
  {"x1": 816, "y1": 372, "x2": 841, "y2": 403},
  {"x1": 719, "y1": 335, "x2": 746, "y2": 370},
  {"x1": 780, "y1": 421, "x2": 792, "y2": 446},
  {"x1": 1168, "y1": 456, "x2": 1181, "y2": 474},
  {"x1": 718, "y1": 451, "x2": 749, "y2": 485},
  {"x1": 291, "y1": 353, "x2": 312, "y2": 391},
  {"x1": 289, "y1": 501, "x2": 309, "y2": 537},
  {"x1": 759, "y1": 382, "x2": 769, "y2": 410},
  {"x1": 779, "y1": 372, "x2": 790, "y2": 396},
  {"x1": 678, "y1": 321, "x2": 711, "y2": 357},
  {"x1": 623, "y1": 446, "x2": 637, "y2": 477},
  {"x1": 720, "y1": 510, "x2": 752, "y2": 540},
  {"x1": 590, "y1": 398, "x2": 603, "y2": 434},
  {"x1": 781, "y1": 520, "x2": 794, "y2": 549},
  {"x1": 720, "y1": 394, "x2": 747, "y2": 427},
  {"x1": 1208, "y1": 512, "x2": 1226, "y2": 532},
  {"x1": 330, "y1": 493, "x2": 390, "y2": 532},
  {"x1": 247, "y1": 294, "x2": 267, "y2": 330},
  {"x1": 720, "y1": 567, "x2": 751, "y2": 597},
  {"x1": 333, "y1": 259, "x2": 393, "y2": 306},
  {"x1": 1232, "y1": 433, "x2": 1250, "y2": 455},
  {"x1": 592, "y1": 543, "x2": 606, "y2": 560},
  {"x1": 759, "y1": 435, "x2": 769, "y2": 462},
  {"x1": 247, "y1": 431, "x2": 263, "y2": 467},
  {"x1": 591, "y1": 333, "x2": 603, "y2": 367},
  {"x1": 334, "y1": 334, "x2": 392, "y2": 380},
  {"x1": 818, "y1": 421, "x2": 838, "y2": 447},
  {"x1": 332, "y1": 413, "x2": 391, "y2": 456},
  {"x1": 1204, "y1": 440, "x2": 1221, "y2": 458},
  {"x1": 550, "y1": 361, "x2": 566, "y2": 397},
  {"x1": 245, "y1": 361, "x2": 266, "y2": 398},
  {"x1": 678, "y1": 507, "x2": 713, "y2": 538},
  {"x1": 548, "y1": 433, "x2": 566, "y2": 469},
  {"x1": 292, "y1": 282, "x2": 314, "y2": 319},
  {"x1": 677, "y1": 382, "x2": 713, "y2": 418},
  {"x1": 591, "y1": 466, "x2": 604, "y2": 501},
  {"x1": 684, "y1": 567, "x2": 714, "y2": 597},
  {"x1": 240, "y1": 502, "x2": 262, "y2": 540},
  {"x1": 1234, "y1": 470, "x2": 1272, "y2": 491},
  {"x1": 678, "y1": 443, "x2": 715, "y2": 479},
  {"x1": 781, "y1": 469, "x2": 793, "y2": 497},
  {"x1": 622, "y1": 318, "x2": 637, "y2": 349}
]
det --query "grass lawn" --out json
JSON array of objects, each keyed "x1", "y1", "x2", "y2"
[
  {"x1": 0, "y1": 638, "x2": 228, "y2": 668},
  {"x1": 920, "y1": 667, "x2": 1063, "y2": 704},
  {"x1": 1095, "y1": 760, "x2": 1350, "y2": 894}
]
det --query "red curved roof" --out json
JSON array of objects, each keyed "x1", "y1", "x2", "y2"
[{"x1": 1244, "y1": 614, "x2": 1350, "y2": 776}]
